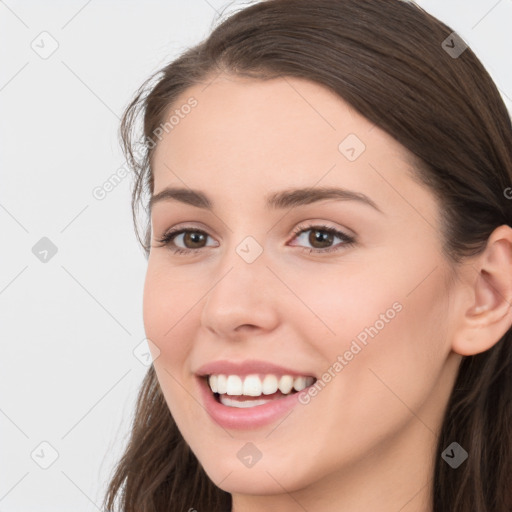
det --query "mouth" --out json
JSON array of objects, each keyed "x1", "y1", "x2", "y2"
[
  {"x1": 195, "y1": 360, "x2": 319, "y2": 428},
  {"x1": 204, "y1": 373, "x2": 317, "y2": 408}
]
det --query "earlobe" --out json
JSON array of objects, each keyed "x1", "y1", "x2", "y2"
[{"x1": 452, "y1": 225, "x2": 512, "y2": 356}]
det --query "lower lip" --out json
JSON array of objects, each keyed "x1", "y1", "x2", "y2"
[{"x1": 197, "y1": 376, "x2": 311, "y2": 430}]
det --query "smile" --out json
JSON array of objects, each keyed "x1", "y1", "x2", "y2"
[
  {"x1": 195, "y1": 359, "x2": 318, "y2": 428},
  {"x1": 208, "y1": 374, "x2": 316, "y2": 408}
]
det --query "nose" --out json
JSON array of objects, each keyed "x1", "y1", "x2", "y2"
[{"x1": 199, "y1": 248, "x2": 280, "y2": 340}]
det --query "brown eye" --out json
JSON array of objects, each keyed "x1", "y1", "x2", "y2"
[
  {"x1": 182, "y1": 231, "x2": 207, "y2": 249},
  {"x1": 155, "y1": 228, "x2": 218, "y2": 254},
  {"x1": 290, "y1": 224, "x2": 356, "y2": 254},
  {"x1": 308, "y1": 229, "x2": 334, "y2": 249}
]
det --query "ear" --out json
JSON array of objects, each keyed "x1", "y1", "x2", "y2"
[{"x1": 451, "y1": 224, "x2": 512, "y2": 356}]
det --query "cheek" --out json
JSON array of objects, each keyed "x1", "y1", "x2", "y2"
[
  {"x1": 284, "y1": 244, "x2": 447, "y2": 359},
  {"x1": 275, "y1": 259, "x2": 403, "y2": 346},
  {"x1": 324, "y1": 271, "x2": 449, "y2": 437},
  {"x1": 285, "y1": 253, "x2": 450, "y2": 424},
  {"x1": 142, "y1": 265, "x2": 206, "y2": 434},
  {"x1": 142, "y1": 264, "x2": 196, "y2": 370}
]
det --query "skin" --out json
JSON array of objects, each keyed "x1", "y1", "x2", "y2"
[{"x1": 143, "y1": 74, "x2": 512, "y2": 512}]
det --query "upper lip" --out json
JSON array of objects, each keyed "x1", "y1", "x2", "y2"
[{"x1": 195, "y1": 359, "x2": 316, "y2": 379}]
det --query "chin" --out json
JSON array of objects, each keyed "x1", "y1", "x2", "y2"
[{"x1": 196, "y1": 448, "x2": 319, "y2": 496}]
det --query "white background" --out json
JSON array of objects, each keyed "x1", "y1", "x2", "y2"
[{"x1": 1, "y1": 1, "x2": 511, "y2": 510}]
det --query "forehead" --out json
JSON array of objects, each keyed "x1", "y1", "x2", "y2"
[
  {"x1": 150, "y1": 74, "x2": 430, "y2": 218},
  {"x1": 153, "y1": 74, "x2": 409, "y2": 165}
]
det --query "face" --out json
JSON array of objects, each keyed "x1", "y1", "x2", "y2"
[{"x1": 143, "y1": 74, "x2": 462, "y2": 497}]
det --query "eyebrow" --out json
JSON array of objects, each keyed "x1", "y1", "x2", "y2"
[{"x1": 149, "y1": 186, "x2": 383, "y2": 214}]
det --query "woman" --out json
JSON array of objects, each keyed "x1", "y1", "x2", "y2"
[{"x1": 103, "y1": 0, "x2": 512, "y2": 510}]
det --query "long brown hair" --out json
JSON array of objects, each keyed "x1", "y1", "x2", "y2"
[{"x1": 103, "y1": 1, "x2": 512, "y2": 510}]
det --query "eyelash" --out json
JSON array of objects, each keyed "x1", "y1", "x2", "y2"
[{"x1": 155, "y1": 223, "x2": 356, "y2": 256}]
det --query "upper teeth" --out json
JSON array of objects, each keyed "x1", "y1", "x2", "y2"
[{"x1": 208, "y1": 374, "x2": 315, "y2": 396}]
